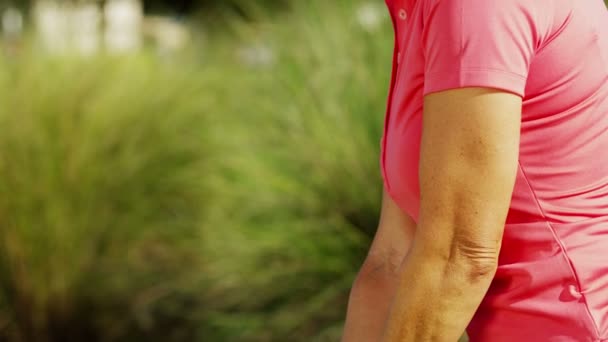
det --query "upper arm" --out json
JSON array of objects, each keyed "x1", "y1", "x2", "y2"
[
  {"x1": 414, "y1": 0, "x2": 533, "y2": 260},
  {"x1": 418, "y1": 88, "x2": 520, "y2": 262}
]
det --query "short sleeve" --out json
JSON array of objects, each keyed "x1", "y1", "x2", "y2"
[{"x1": 422, "y1": 0, "x2": 539, "y2": 97}]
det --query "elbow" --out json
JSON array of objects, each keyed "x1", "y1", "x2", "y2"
[
  {"x1": 419, "y1": 234, "x2": 500, "y2": 284},
  {"x1": 456, "y1": 256, "x2": 499, "y2": 284},
  {"x1": 351, "y1": 250, "x2": 403, "y2": 292},
  {"x1": 447, "y1": 238, "x2": 500, "y2": 283},
  {"x1": 357, "y1": 251, "x2": 402, "y2": 283}
]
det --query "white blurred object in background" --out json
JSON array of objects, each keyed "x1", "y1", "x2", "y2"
[
  {"x1": 2, "y1": 7, "x2": 23, "y2": 39},
  {"x1": 34, "y1": 0, "x2": 70, "y2": 53},
  {"x1": 105, "y1": 0, "x2": 143, "y2": 54},
  {"x1": 34, "y1": 1, "x2": 102, "y2": 56},
  {"x1": 71, "y1": 2, "x2": 101, "y2": 56},
  {"x1": 33, "y1": 0, "x2": 188, "y2": 57},
  {"x1": 144, "y1": 16, "x2": 191, "y2": 54},
  {"x1": 356, "y1": 2, "x2": 385, "y2": 32}
]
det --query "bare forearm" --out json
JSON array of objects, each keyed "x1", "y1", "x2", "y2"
[
  {"x1": 381, "y1": 242, "x2": 496, "y2": 342},
  {"x1": 342, "y1": 264, "x2": 400, "y2": 342},
  {"x1": 343, "y1": 188, "x2": 417, "y2": 341}
]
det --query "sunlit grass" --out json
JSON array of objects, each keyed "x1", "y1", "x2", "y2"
[
  {"x1": 0, "y1": 0, "x2": 414, "y2": 341},
  {"x1": 0, "y1": 53, "x2": 212, "y2": 341},
  {"x1": 202, "y1": 1, "x2": 393, "y2": 340}
]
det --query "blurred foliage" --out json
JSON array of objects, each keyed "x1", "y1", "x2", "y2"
[
  {"x1": 150, "y1": 0, "x2": 289, "y2": 14},
  {"x1": 0, "y1": 54, "x2": 213, "y2": 341},
  {"x1": 0, "y1": 0, "x2": 289, "y2": 16},
  {"x1": 201, "y1": 1, "x2": 392, "y2": 340},
  {"x1": 0, "y1": 0, "x2": 397, "y2": 341}
]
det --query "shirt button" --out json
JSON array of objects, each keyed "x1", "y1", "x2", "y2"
[
  {"x1": 398, "y1": 9, "x2": 407, "y2": 20},
  {"x1": 567, "y1": 284, "x2": 583, "y2": 300}
]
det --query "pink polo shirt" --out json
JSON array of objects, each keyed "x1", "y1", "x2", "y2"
[{"x1": 381, "y1": 0, "x2": 608, "y2": 340}]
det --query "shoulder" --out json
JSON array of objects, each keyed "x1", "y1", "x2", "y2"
[
  {"x1": 420, "y1": 0, "x2": 544, "y2": 41},
  {"x1": 421, "y1": 0, "x2": 540, "y2": 18}
]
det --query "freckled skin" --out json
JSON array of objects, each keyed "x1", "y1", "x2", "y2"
[{"x1": 379, "y1": 88, "x2": 520, "y2": 342}]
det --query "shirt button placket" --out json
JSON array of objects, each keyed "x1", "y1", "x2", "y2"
[{"x1": 396, "y1": 8, "x2": 407, "y2": 64}]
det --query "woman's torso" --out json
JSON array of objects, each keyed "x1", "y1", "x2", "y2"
[{"x1": 382, "y1": 0, "x2": 608, "y2": 340}]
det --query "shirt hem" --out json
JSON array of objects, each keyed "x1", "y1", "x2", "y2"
[{"x1": 423, "y1": 68, "x2": 527, "y2": 97}]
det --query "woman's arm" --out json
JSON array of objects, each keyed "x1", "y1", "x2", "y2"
[
  {"x1": 381, "y1": 87, "x2": 521, "y2": 341},
  {"x1": 341, "y1": 188, "x2": 416, "y2": 342}
]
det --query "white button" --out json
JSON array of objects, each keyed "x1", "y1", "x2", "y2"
[
  {"x1": 567, "y1": 284, "x2": 582, "y2": 300},
  {"x1": 398, "y1": 9, "x2": 407, "y2": 20}
]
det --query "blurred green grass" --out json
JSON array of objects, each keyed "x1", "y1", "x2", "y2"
[
  {"x1": 202, "y1": 2, "x2": 392, "y2": 340},
  {"x1": 0, "y1": 53, "x2": 214, "y2": 341},
  {"x1": 0, "y1": 0, "x2": 468, "y2": 341}
]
